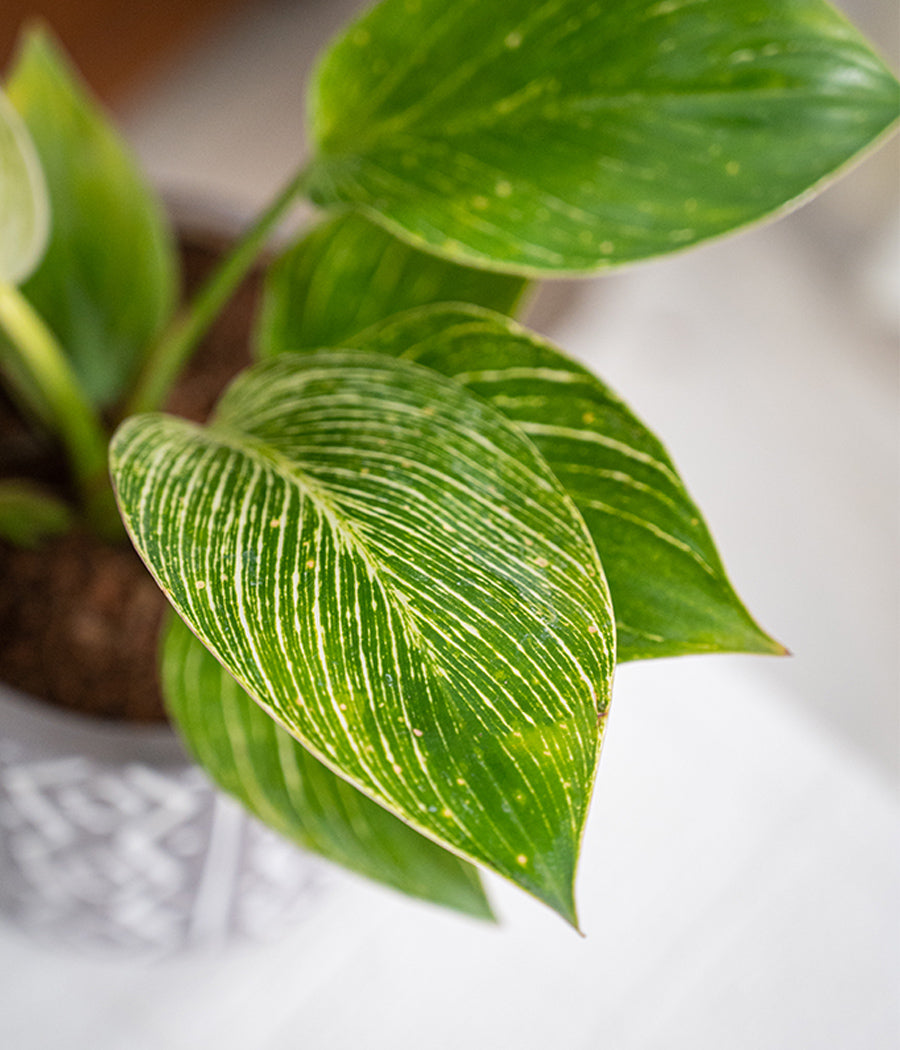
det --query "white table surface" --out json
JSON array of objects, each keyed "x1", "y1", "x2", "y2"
[
  {"x1": 2, "y1": 1, "x2": 897, "y2": 1045},
  {"x1": 2, "y1": 658, "x2": 897, "y2": 1050}
]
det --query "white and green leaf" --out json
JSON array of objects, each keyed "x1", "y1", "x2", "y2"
[
  {"x1": 111, "y1": 352, "x2": 614, "y2": 925},
  {"x1": 162, "y1": 613, "x2": 494, "y2": 919},
  {"x1": 256, "y1": 211, "x2": 527, "y2": 358},
  {"x1": 307, "y1": 0, "x2": 900, "y2": 274},
  {"x1": 345, "y1": 305, "x2": 781, "y2": 660},
  {"x1": 5, "y1": 27, "x2": 177, "y2": 406},
  {"x1": 0, "y1": 88, "x2": 48, "y2": 286}
]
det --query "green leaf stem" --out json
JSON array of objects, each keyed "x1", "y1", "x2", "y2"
[
  {"x1": 307, "y1": 0, "x2": 899, "y2": 274},
  {"x1": 162, "y1": 613, "x2": 494, "y2": 919},
  {"x1": 346, "y1": 305, "x2": 781, "y2": 660},
  {"x1": 112, "y1": 352, "x2": 615, "y2": 924}
]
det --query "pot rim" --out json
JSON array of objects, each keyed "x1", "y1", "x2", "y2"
[{"x1": 0, "y1": 681, "x2": 189, "y2": 767}]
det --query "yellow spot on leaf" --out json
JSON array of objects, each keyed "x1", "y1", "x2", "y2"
[
  {"x1": 505, "y1": 31, "x2": 523, "y2": 49},
  {"x1": 495, "y1": 180, "x2": 513, "y2": 198}
]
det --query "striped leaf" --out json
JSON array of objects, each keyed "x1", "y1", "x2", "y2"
[
  {"x1": 162, "y1": 613, "x2": 494, "y2": 919},
  {"x1": 111, "y1": 352, "x2": 614, "y2": 924},
  {"x1": 256, "y1": 211, "x2": 527, "y2": 358},
  {"x1": 0, "y1": 89, "x2": 48, "y2": 285},
  {"x1": 5, "y1": 28, "x2": 177, "y2": 406},
  {"x1": 306, "y1": 0, "x2": 899, "y2": 274},
  {"x1": 346, "y1": 305, "x2": 781, "y2": 660}
]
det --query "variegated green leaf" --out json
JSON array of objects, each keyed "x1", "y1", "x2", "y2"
[
  {"x1": 111, "y1": 352, "x2": 614, "y2": 924},
  {"x1": 162, "y1": 613, "x2": 494, "y2": 919},
  {"x1": 0, "y1": 89, "x2": 48, "y2": 286},
  {"x1": 5, "y1": 28, "x2": 177, "y2": 406},
  {"x1": 346, "y1": 304, "x2": 781, "y2": 660},
  {"x1": 256, "y1": 211, "x2": 527, "y2": 357},
  {"x1": 307, "y1": 0, "x2": 899, "y2": 274}
]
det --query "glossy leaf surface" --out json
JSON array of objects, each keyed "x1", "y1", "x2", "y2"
[
  {"x1": 0, "y1": 90, "x2": 48, "y2": 286},
  {"x1": 112, "y1": 352, "x2": 614, "y2": 923},
  {"x1": 257, "y1": 211, "x2": 527, "y2": 357},
  {"x1": 5, "y1": 28, "x2": 177, "y2": 405},
  {"x1": 162, "y1": 613, "x2": 494, "y2": 919},
  {"x1": 347, "y1": 305, "x2": 781, "y2": 660},
  {"x1": 308, "y1": 0, "x2": 899, "y2": 274}
]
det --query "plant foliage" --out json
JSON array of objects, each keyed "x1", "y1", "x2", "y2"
[
  {"x1": 0, "y1": 0, "x2": 896, "y2": 923},
  {"x1": 5, "y1": 29, "x2": 177, "y2": 407},
  {"x1": 307, "y1": 0, "x2": 899, "y2": 273}
]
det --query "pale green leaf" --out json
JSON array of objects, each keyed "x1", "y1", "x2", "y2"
[
  {"x1": 162, "y1": 613, "x2": 494, "y2": 919},
  {"x1": 0, "y1": 478, "x2": 72, "y2": 547},
  {"x1": 346, "y1": 305, "x2": 782, "y2": 660},
  {"x1": 0, "y1": 89, "x2": 48, "y2": 285},
  {"x1": 307, "y1": 0, "x2": 900, "y2": 274},
  {"x1": 111, "y1": 352, "x2": 615, "y2": 925},
  {"x1": 5, "y1": 27, "x2": 177, "y2": 406},
  {"x1": 256, "y1": 211, "x2": 527, "y2": 357}
]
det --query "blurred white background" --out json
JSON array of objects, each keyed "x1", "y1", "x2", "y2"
[{"x1": 2, "y1": 1, "x2": 898, "y2": 1047}]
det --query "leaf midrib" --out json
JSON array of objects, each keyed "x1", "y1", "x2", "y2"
[
  {"x1": 210, "y1": 419, "x2": 432, "y2": 661},
  {"x1": 322, "y1": 79, "x2": 888, "y2": 160}
]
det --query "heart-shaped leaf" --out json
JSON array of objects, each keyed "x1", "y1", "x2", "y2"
[
  {"x1": 345, "y1": 305, "x2": 781, "y2": 660},
  {"x1": 5, "y1": 28, "x2": 177, "y2": 406},
  {"x1": 257, "y1": 211, "x2": 527, "y2": 357},
  {"x1": 111, "y1": 352, "x2": 614, "y2": 924},
  {"x1": 162, "y1": 613, "x2": 494, "y2": 919},
  {"x1": 0, "y1": 89, "x2": 48, "y2": 286},
  {"x1": 307, "y1": 0, "x2": 899, "y2": 274}
]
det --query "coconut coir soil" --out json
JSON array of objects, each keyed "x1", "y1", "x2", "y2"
[{"x1": 0, "y1": 235, "x2": 259, "y2": 722}]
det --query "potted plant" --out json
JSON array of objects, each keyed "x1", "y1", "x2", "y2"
[{"x1": 0, "y1": 0, "x2": 897, "y2": 940}]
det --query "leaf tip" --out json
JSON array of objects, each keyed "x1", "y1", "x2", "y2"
[{"x1": 740, "y1": 621, "x2": 791, "y2": 659}]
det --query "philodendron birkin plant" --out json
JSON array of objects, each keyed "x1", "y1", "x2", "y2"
[{"x1": 1, "y1": 0, "x2": 897, "y2": 927}]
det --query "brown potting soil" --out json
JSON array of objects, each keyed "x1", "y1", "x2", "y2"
[{"x1": 0, "y1": 234, "x2": 259, "y2": 722}]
